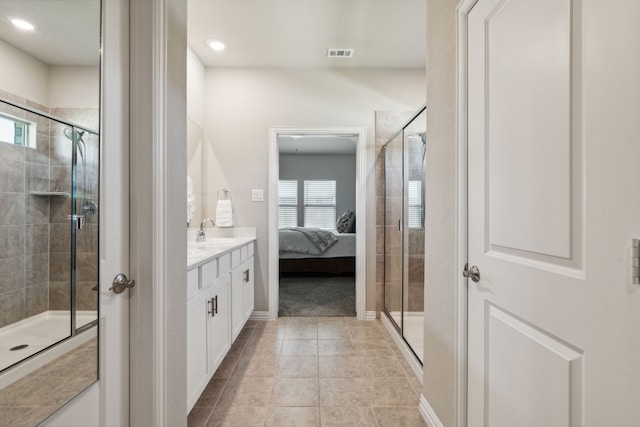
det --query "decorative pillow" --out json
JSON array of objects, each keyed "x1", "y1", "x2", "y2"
[{"x1": 336, "y1": 209, "x2": 355, "y2": 233}]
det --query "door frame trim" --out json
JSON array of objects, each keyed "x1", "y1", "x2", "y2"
[
  {"x1": 129, "y1": 0, "x2": 187, "y2": 425},
  {"x1": 268, "y1": 127, "x2": 367, "y2": 320},
  {"x1": 455, "y1": 0, "x2": 479, "y2": 426}
]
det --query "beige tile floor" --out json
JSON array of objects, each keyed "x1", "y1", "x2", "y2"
[{"x1": 188, "y1": 317, "x2": 426, "y2": 427}]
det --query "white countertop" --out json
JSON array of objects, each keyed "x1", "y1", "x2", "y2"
[{"x1": 187, "y1": 236, "x2": 256, "y2": 269}]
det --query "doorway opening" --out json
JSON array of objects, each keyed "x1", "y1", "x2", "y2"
[{"x1": 268, "y1": 127, "x2": 367, "y2": 319}]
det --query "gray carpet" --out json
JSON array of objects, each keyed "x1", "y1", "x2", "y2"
[{"x1": 279, "y1": 275, "x2": 356, "y2": 317}]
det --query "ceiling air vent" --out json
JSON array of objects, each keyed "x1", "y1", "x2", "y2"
[{"x1": 327, "y1": 48, "x2": 354, "y2": 58}]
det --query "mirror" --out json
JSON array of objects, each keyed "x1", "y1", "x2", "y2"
[
  {"x1": 0, "y1": 0, "x2": 101, "y2": 425},
  {"x1": 187, "y1": 118, "x2": 205, "y2": 228}
]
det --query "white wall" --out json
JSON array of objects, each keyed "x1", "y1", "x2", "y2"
[
  {"x1": 423, "y1": 0, "x2": 461, "y2": 425},
  {"x1": 203, "y1": 68, "x2": 425, "y2": 312},
  {"x1": 0, "y1": 39, "x2": 49, "y2": 106},
  {"x1": 0, "y1": 38, "x2": 100, "y2": 111},
  {"x1": 279, "y1": 153, "x2": 356, "y2": 227},
  {"x1": 49, "y1": 66, "x2": 99, "y2": 108}
]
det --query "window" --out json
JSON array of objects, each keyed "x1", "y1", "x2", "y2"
[
  {"x1": 408, "y1": 180, "x2": 422, "y2": 228},
  {"x1": 0, "y1": 113, "x2": 35, "y2": 148},
  {"x1": 278, "y1": 180, "x2": 298, "y2": 228},
  {"x1": 304, "y1": 180, "x2": 336, "y2": 229}
]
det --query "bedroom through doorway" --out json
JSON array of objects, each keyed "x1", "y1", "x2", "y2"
[{"x1": 269, "y1": 128, "x2": 366, "y2": 318}]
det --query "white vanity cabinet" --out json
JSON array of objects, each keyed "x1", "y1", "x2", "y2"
[
  {"x1": 186, "y1": 254, "x2": 231, "y2": 411},
  {"x1": 186, "y1": 240, "x2": 255, "y2": 412},
  {"x1": 241, "y1": 245, "x2": 255, "y2": 321},
  {"x1": 230, "y1": 243, "x2": 255, "y2": 341}
]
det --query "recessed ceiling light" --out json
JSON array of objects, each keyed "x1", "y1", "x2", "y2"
[
  {"x1": 10, "y1": 18, "x2": 35, "y2": 31},
  {"x1": 207, "y1": 39, "x2": 225, "y2": 51}
]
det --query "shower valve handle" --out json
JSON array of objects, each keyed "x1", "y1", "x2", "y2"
[{"x1": 110, "y1": 273, "x2": 136, "y2": 294}]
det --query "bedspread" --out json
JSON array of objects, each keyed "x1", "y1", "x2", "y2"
[{"x1": 279, "y1": 227, "x2": 337, "y2": 255}]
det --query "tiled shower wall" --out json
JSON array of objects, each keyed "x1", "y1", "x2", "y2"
[
  {"x1": 0, "y1": 92, "x2": 52, "y2": 329},
  {"x1": 0, "y1": 90, "x2": 98, "y2": 329},
  {"x1": 374, "y1": 111, "x2": 425, "y2": 318}
]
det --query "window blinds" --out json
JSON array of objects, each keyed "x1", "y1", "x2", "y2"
[
  {"x1": 304, "y1": 180, "x2": 336, "y2": 229},
  {"x1": 278, "y1": 180, "x2": 298, "y2": 228},
  {"x1": 408, "y1": 180, "x2": 422, "y2": 228}
]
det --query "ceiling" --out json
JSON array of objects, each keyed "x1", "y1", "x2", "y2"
[
  {"x1": 0, "y1": 0, "x2": 425, "y2": 69},
  {"x1": 0, "y1": 0, "x2": 100, "y2": 66},
  {"x1": 278, "y1": 134, "x2": 358, "y2": 155},
  {"x1": 188, "y1": 0, "x2": 426, "y2": 69}
]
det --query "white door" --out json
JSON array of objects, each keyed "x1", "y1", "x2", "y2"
[{"x1": 466, "y1": 0, "x2": 640, "y2": 426}]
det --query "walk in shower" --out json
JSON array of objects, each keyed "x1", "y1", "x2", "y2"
[
  {"x1": 382, "y1": 106, "x2": 426, "y2": 363},
  {"x1": 0, "y1": 98, "x2": 99, "y2": 375}
]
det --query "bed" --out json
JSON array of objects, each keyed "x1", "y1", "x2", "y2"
[{"x1": 279, "y1": 228, "x2": 355, "y2": 275}]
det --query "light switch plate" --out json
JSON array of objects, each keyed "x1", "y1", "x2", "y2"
[{"x1": 251, "y1": 189, "x2": 264, "y2": 202}]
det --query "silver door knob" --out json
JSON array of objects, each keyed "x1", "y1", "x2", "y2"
[
  {"x1": 110, "y1": 273, "x2": 136, "y2": 294},
  {"x1": 463, "y1": 263, "x2": 480, "y2": 282}
]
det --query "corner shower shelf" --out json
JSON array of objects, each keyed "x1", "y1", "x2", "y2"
[{"x1": 29, "y1": 191, "x2": 70, "y2": 197}]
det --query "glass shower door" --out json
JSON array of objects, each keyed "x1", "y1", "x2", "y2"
[
  {"x1": 71, "y1": 127, "x2": 99, "y2": 334},
  {"x1": 402, "y1": 108, "x2": 426, "y2": 362},
  {"x1": 384, "y1": 133, "x2": 403, "y2": 330}
]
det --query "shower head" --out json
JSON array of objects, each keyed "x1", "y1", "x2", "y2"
[
  {"x1": 408, "y1": 132, "x2": 427, "y2": 144},
  {"x1": 63, "y1": 127, "x2": 85, "y2": 141},
  {"x1": 63, "y1": 126, "x2": 86, "y2": 159}
]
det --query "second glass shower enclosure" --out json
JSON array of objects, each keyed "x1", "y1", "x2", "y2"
[{"x1": 383, "y1": 106, "x2": 426, "y2": 363}]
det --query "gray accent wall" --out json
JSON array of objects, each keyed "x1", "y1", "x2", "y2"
[{"x1": 279, "y1": 153, "x2": 356, "y2": 228}]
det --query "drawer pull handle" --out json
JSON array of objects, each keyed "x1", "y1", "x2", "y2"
[
  {"x1": 214, "y1": 295, "x2": 219, "y2": 314},
  {"x1": 243, "y1": 269, "x2": 250, "y2": 283},
  {"x1": 208, "y1": 298, "x2": 215, "y2": 317}
]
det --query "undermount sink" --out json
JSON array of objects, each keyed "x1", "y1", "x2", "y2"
[
  {"x1": 195, "y1": 237, "x2": 237, "y2": 245},
  {"x1": 187, "y1": 247, "x2": 207, "y2": 260}
]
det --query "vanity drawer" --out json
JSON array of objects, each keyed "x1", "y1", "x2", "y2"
[
  {"x1": 201, "y1": 261, "x2": 217, "y2": 288},
  {"x1": 218, "y1": 253, "x2": 231, "y2": 276},
  {"x1": 187, "y1": 268, "x2": 199, "y2": 299},
  {"x1": 247, "y1": 242, "x2": 254, "y2": 257},
  {"x1": 231, "y1": 249, "x2": 241, "y2": 269},
  {"x1": 240, "y1": 245, "x2": 248, "y2": 262}
]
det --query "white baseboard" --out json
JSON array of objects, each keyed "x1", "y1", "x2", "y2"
[
  {"x1": 249, "y1": 311, "x2": 270, "y2": 321},
  {"x1": 419, "y1": 394, "x2": 445, "y2": 427},
  {"x1": 364, "y1": 311, "x2": 376, "y2": 320}
]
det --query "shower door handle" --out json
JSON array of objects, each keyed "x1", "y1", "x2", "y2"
[
  {"x1": 110, "y1": 273, "x2": 136, "y2": 294},
  {"x1": 68, "y1": 214, "x2": 86, "y2": 230}
]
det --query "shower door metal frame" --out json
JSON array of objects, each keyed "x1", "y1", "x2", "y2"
[{"x1": 382, "y1": 105, "x2": 426, "y2": 365}]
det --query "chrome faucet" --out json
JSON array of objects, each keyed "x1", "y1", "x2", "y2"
[{"x1": 196, "y1": 218, "x2": 216, "y2": 242}]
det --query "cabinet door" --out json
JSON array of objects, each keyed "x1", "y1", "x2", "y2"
[
  {"x1": 208, "y1": 275, "x2": 230, "y2": 375},
  {"x1": 242, "y1": 257, "x2": 254, "y2": 321},
  {"x1": 230, "y1": 267, "x2": 244, "y2": 341},
  {"x1": 186, "y1": 290, "x2": 209, "y2": 411}
]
